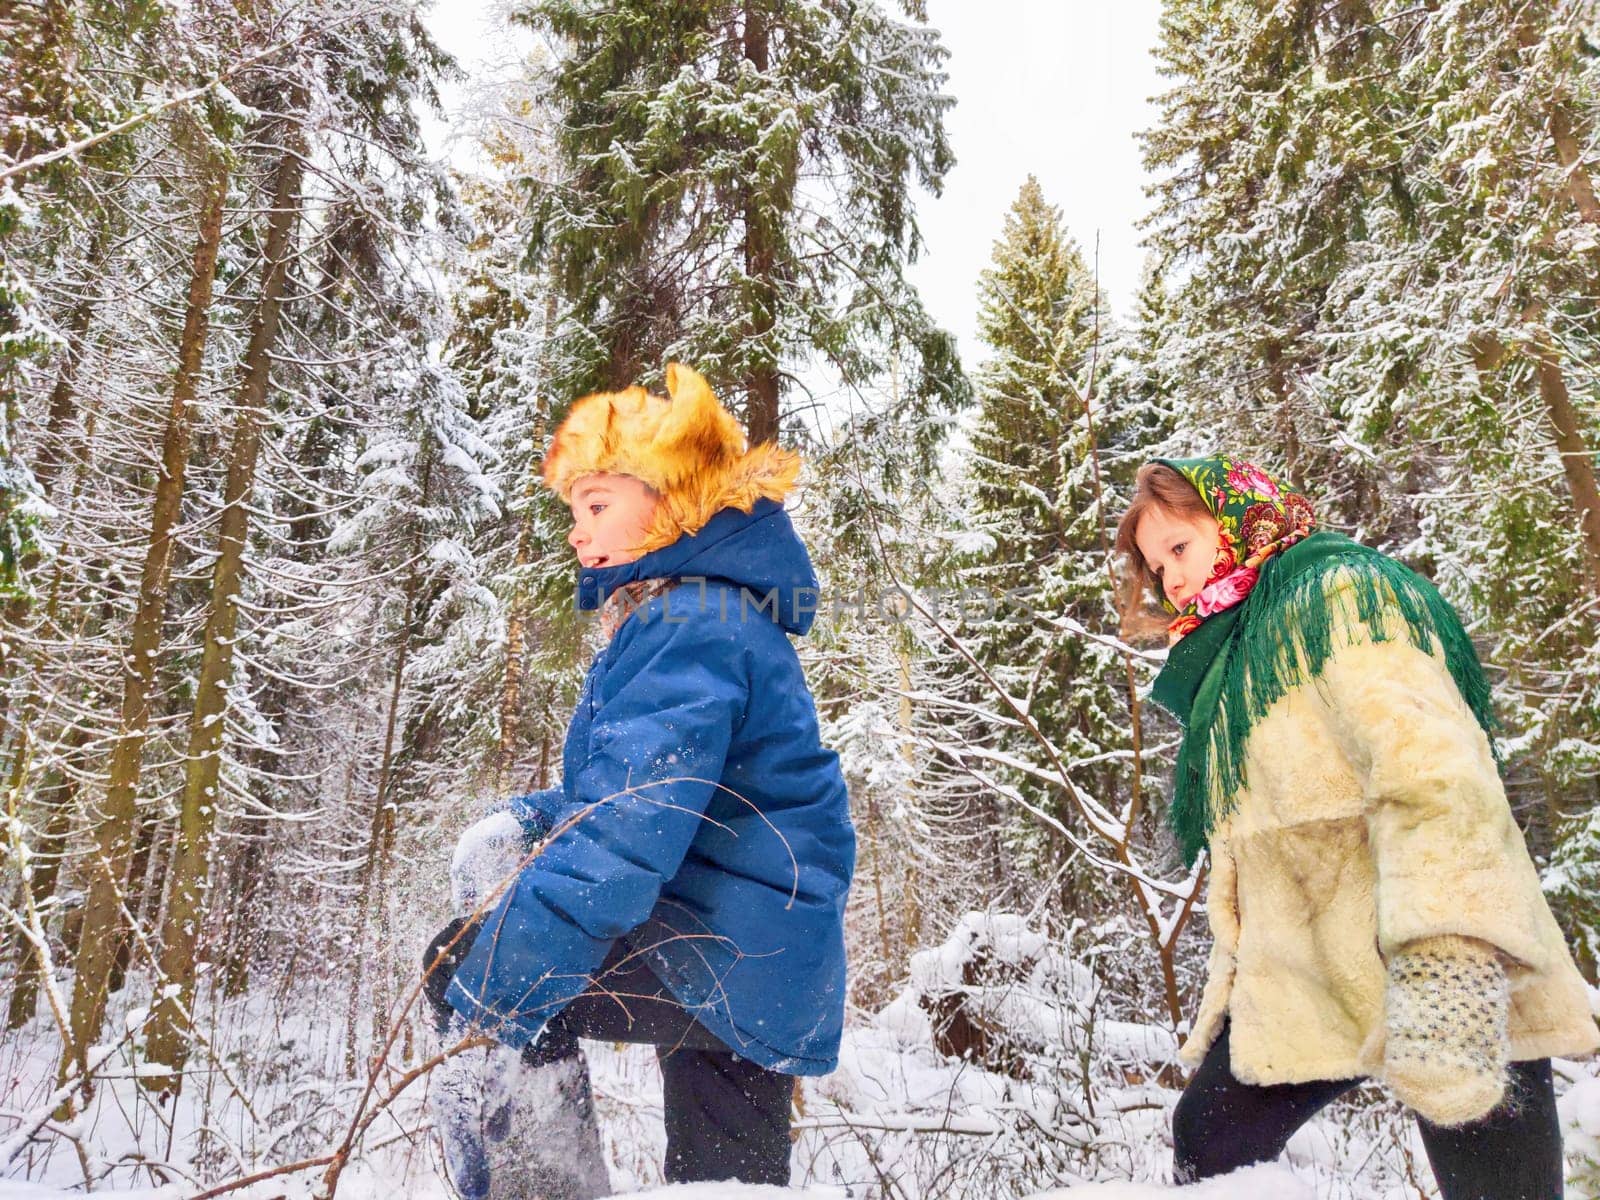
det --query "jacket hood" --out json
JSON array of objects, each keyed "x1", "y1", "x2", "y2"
[{"x1": 576, "y1": 498, "x2": 821, "y2": 635}]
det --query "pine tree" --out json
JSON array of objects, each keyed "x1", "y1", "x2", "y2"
[
  {"x1": 517, "y1": 0, "x2": 963, "y2": 449},
  {"x1": 960, "y1": 178, "x2": 1131, "y2": 889},
  {"x1": 438, "y1": 110, "x2": 590, "y2": 796}
]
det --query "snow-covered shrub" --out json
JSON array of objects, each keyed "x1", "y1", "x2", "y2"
[{"x1": 794, "y1": 911, "x2": 1178, "y2": 1197}]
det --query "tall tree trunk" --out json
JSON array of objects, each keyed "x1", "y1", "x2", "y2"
[
  {"x1": 1504, "y1": 37, "x2": 1600, "y2": 588},
  {"x1": 894, "y1": 638, "x2": 921, "y2": 949},
  {"x1": 343, "y1": 500, "x2": 432, "y2": 1071},
  {"x1": 1263, "y1": 341, "x2": 1303, "y2": 492},
  {"x1": 531, "y1": 726, "x2": 553, "y2": 792},
  {"x1": 31, "y1": 258, "x2": 101, "y2": 503},
  {"x1": 221, "y1": 690, "x2": 289, "y2": 1000},
  {"x1": 1470, "y1": 305, "x2": 1600, "y2": 592},
  {"x1": 106, "y1": 809, "x2": 163, "y2": 998},
  {"x1": 61, "y1": 157, "x2": 230, "y2": 1090},
  {"x1": 1537, "y1": 102, "x2": 1600, "y2": 586},
  {"x1": 496, "y1": 294, "x2": 558, "y2": 789},
  {"x1": 1549, "y1": 103, "x2": 1600, "y2": 225},
  {"x1": 342, "y1": 610, "x2": 416, "y2": 1075},
  {"x1": 135, "y1": 815, "x2": 173, "y2": 934},
  {"x1": 3, "y1": 396, "x2": 105, "y2": 1024},
  {"x1": 741, "y1": 1, "x2": 780, "y2": 445},
  {"x1": 3, "y1": 732, "x2": 81, "y2": 1027},
  {"x1": 497, "y1": 480, "x2": 538, "y2": 791},
  {"x1": 1529, "y1": 337, "x2": 1600, "y2": 587},
  {"x1": 343, "y1": 443, "x2": 440, "y2": 1071},
  {"x1": 221, "y1": 830, "x2": 265, "y2": 998},
  {"x1": 140, "y1": 141, "x2": 302, "y2": 1091}
]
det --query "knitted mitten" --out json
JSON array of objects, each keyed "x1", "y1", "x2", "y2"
[{"x1": 1383, "y1": 934, "x2": 1510, "y2": 1127}]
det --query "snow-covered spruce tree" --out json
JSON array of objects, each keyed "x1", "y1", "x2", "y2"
[
  {"x1": 327, "y1": 349, "x2": 500, "y2": 1069},
  {"x1": 797, "y1": 379, "x2": 1015, "y2": 1007},
  {"x1": 1301, "y1": 2, "x2": 1600, "y2": 838},
  {"x1": 431, "y1": 83, "x2": 593, "y2": 800},
  {"x1": 958, "y1": 177, "x2": 1131, "y2": 899},
  {"x1": 1356, "y1": 0, "x2": 1600, "y2": 941},
  {"x1": 1141, "y1": 0, "x2": 1408, "y2": 539},
  {"x1": 1142, "y1": 0, "x2": 1600, "y2": 614},
  {"x1": 516, "y1": 0, "x2": 963, "y2": 452}
]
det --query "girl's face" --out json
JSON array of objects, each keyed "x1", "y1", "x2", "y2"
[
  {"x1": 568, "y1": 473, "x2": 660, "y2": 569},
  {"x1": 1134, "y1": 506, "x2": 1222, "y2": 610}
]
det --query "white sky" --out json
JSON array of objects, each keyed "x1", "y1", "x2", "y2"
[
  {"x1": 910, "y1": 0, "x2": 1166, "y2": 356},
  {"x1": 421, "y1": 0, "x2": 1167, "y2": 370}
]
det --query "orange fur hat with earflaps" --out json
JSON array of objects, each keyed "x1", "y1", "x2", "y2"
[{"x1": 541, "y1": 362, "x2": 802, "y2": 556}]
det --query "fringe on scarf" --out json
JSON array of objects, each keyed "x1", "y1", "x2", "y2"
[{"x1": 1168, "y1": 548, "x2": 1500, "y2": 865}]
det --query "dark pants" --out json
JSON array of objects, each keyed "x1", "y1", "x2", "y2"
[
  {"x1": 1173, "y1": 1022, "x2": 1565, "y2": 1198},
  {"x1": 524, "y1": 939, "x2": 793, "y2": 1186}
]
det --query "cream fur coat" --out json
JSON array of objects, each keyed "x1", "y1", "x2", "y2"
[{"x1": 1181, "y1": 575, "x2": 1600, "y2": 1084}]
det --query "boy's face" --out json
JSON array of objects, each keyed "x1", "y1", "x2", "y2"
[{"x1": 567, "y1": 473, "x2": 660, "y2": 569}]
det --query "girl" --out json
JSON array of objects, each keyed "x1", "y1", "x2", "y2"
[{"x1": 1114, "y1": 456, "x2": 1598, "y2": 1196}]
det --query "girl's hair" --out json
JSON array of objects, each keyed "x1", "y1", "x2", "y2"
[{"x1": 1112, "y1": 462, "x2": 1211, "y2": 639}]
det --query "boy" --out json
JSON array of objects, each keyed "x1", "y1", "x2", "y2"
[{"x1": 423, "y1": 364, "x2": 856, "y2": 1198}]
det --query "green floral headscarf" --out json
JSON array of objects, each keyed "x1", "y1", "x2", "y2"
[
  {"x1": 1144, "y1": 455, "x2": 1499, "y2": 865},
  {"x1": 1154, "y1": 455, "x2": 1318, "y2": 640}
]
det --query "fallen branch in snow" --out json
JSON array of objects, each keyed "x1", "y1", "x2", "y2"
[
  {"x1": 796, "y1": 1111, "x2": 1006, "y2": 1136},
  {"x1": 186, "y1": 1038, "x2": 488, "y2": 1200}
]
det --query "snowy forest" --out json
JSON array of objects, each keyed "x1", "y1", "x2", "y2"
[{"x1": 1, "y1": 0, "x2": 1598, "y2": 1197}]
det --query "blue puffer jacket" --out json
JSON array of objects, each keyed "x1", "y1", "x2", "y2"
[{"x1": 448, "y1": 498, "x2": 856, "y2": 1074}]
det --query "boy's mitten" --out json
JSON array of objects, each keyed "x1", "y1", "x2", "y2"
[
  {"x1": 426, "y1": 807, "x2": 532, "y2": 1031},
  {"x1": 1383, "y1": 934, "x2": 1510, "y2": 1127},
  {"x1": 451, "y1": 810, "x2": 534, "y2": 917},
  {"x1": 422, "y1": 916, "x2": 479, "y2": 1029}
]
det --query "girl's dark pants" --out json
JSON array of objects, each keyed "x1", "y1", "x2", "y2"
[
  {"x1": 1173, "y1": 1022, "x2": 1565, "y2": 1198},
  {"x1": 523, "y1": 938, "x2": 793, "y2": 1186}
]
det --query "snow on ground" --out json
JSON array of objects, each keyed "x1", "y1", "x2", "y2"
[
  {"x1": 1027, "y1": 1164, "x2": 1312, "y2": 1198},
  {"x1": 624, "y1": 1172, "x2": 1311, "y2": 1200},
  {"x1": 627, "y1": 1188, "x2": 847, "y2": 1199},
  {"x1": 3, "y1": 911, "x2": 1598, "y2": 1197}
]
